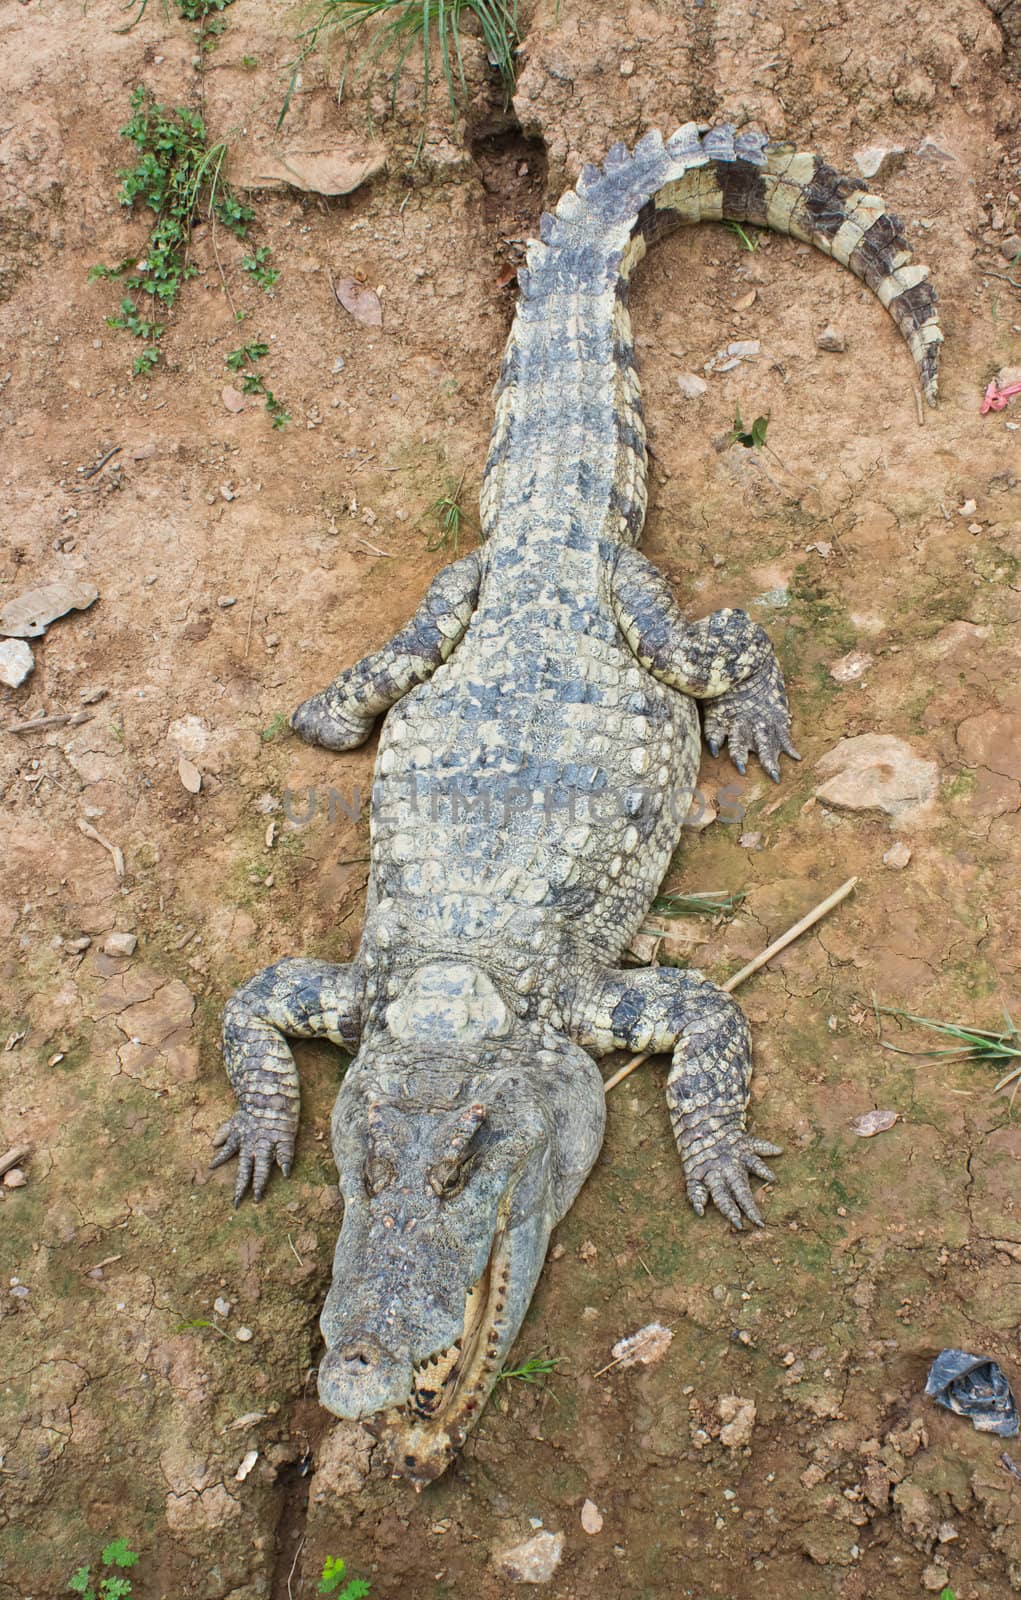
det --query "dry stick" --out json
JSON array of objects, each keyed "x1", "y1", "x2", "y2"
[
  {"x1": 78, "y1": 818, "x2": 125, "y2": 879},
  {"x1": 603, "y1": 875, "x2": 859, "y2": 1095},
  {"x1": 6, "y1": 711, "x2": 92, "y2": 734}
]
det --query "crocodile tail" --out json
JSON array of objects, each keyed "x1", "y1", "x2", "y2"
[
  {"x1": 531, "y1": 124, "x2": 941, "y2": 404},
  {"x1": 481, "y1": 127, "x2": 940, "y2": 545}
]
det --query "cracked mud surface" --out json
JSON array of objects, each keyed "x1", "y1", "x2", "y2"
[{"x1": 3, "y1": 0, "x2": 1021, "y2": 1595}]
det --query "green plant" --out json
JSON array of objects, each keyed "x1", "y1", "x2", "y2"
[
  {"x1": 226, "y1": 342, "x2": 291, "y2": 429},
  {"x1": 875, "y1": 1003, "x2": 1021, "y2": 1106},
  {"x1": 318, "y1": 1556, "x2": 371, "y2": 1598},
  {"x1": 498, "y1": 1352, "x2": 560, "y2": 1384},
  {"x1": 727, "y1": 405, "x2": 770, "y2": 449},
  {"x1": 69, "y1": 1539, "x2": 139, "y2": 1600},
  {"x1": 242, "y1": 246, "x2": 280, "y2": 291},
  {"x1": 651, "y1": 890, "x2": 745, "y2": 918},
  {"x1": 90, "y1": 88, "x2": 255, "y2": 374},
  {"x1": 281, "y1": 0, "x2": 520, "y2": 129},
  {"x1": 425, "y1": 470, "x2": 468, "y2": 553},
  {"x1": 261, "y1": 711, "x2": 290, "y2": 741},
  {"x1": 118, "y1": 0, "x2": 235, "y2": 48},
  {"x1": 940, "y1": 1590, "x2": 956, "y2": 1600},
  {"x1": 724, "y1": 219, "x2": 761, "y2": 252}
]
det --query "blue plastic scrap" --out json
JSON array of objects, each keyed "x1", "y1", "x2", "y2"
[{"x1": 925, "y1": 1348, "x2": 1020, "y2": 1437}]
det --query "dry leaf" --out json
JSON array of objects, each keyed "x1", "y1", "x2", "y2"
[
  {"x1": 178, "y1": 756, "x2": 202, "y2": 794},
  {"x1": 851, "y1": 1108, "x2": 898, "y2": 1137},
  {"x1": 334, "y1": 276, "x2": 383, "y2": 327},
  {"x1": 0, "y1": 580, "x2": 98, "y2": 639},
  {"x1": 611, "y1": 1321, "x2": 673, "y2": 1369},
  {"x1": 580, "y1": 1499, "x2": 603, "y2": 1535}
]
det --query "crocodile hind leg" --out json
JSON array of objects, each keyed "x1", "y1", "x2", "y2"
[
  {"x1": 611, "y1": 546, "x2": 799, "y2": 781},
  {"x1": 574, "y1": 967, "x2": 781, "y2": 1227},
  {"x1": 291, "y1": 551, "x2": 482, "y2": 750},
  {"x1": 212, "y1": 959, "x2": 363, "y2": 1205}
]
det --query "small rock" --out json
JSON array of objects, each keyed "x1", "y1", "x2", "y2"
[
  {"x1": 234, "y1": 1449, "x2": 258, "y2": 1482},
  {"x1": 178, "y1": 756, "x2": 203, "y2": 795},
  {"x1": 0, "y1": 639, "x2": 34, "y2": 688},
  {"x1": 937, "y1": 1522, "x2": 959, "y2": 1543},
  {"x1": 222, "y1": 386, "x2": 246, "y2": 413},
  {"x1": 3, "y1": 1169, "x2": 27, "y2": 1189},
  {"x1": 492, "y1": 1530, "x2": 565, "y2": 1584},
  {"x1": 739, "y1": 831, "x2": 762, "y2": 849},
  {"x1": 611, "y1": 1322, "x2": 673, "y2": 1369},
  {"x1": 676, "y1": 371, "x2": 708, "y2": 399},
  {"x1": 66, "y1": 936, "x2": 92, "y2": 953},
  {"x1": 727, "y1": 339, "x2": 760, "y2": 359},
  {"x1": 883, "y1": 841, "x2": 912, "y2": 869},
  {"x1": 719, "y1": 1395, "x2": 756, "y2": 1448},
  {"x1": 733, "y1": 289, "x2": 757, "y2": 310},
  {"x1": 579, "y1": 1239, "x2": 597, "y2": 1263},
  {"x1": 619, "y1": 58, "x2": 634, "y2": 76},
  {"x1": 581, "y1": 1499, "x2": 603, "y2": 1534},
  {"x1": 214, "y1": 1296, "x2": 232, "y2": 1318},
  {"x1": 921, "y1": 1565, "x2": 950, "y2": 1593},
  {"x1": 219, "y1": 483, "x2": 236, "y2": 502},
  {"x1": 958, "y1": 499, "x2": 977, "y2": 516},
  {"x1": 853, "y1": 144, "x2": 906, "y2": 180},
  {"x1": 104, "y1": 931, "x2": 138, "y2": 958},
  {"x1": 817, "y1": 325, "x2": 847, "y2": 353},
  {"x1": 217, "y1": 596, "x2": 237, "y2": 609},
  {"x1": 235, "y1": 1326, "x2": 253, "y2": 1342},
  {"x1": 829, "y1": 649, "x2": 872, "y2": 683},
  {"x1": 1000, "y1": 236, "x2": 1021, "y2": 263},
  {"x1": 851, "y1": 1108, "x2": 898, "y2": 1137},
  {"x1": 815, "y1": 734, "x2": 939, "y2": 820},
  {"x1": 79, "y1": 686, "x2": 108, "y2": 705}
]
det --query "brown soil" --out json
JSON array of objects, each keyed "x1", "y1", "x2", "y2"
[{"x1": 3, "y1": 0, "x2": 1021, "y2": 1596}]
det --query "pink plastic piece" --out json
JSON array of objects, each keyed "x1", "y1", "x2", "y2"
[{"x1": 981, "y1": 378, "x2": 1021, "y2": 414}]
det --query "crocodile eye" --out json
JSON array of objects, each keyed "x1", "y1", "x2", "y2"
[
  {"x1": 428, "y1": 1156, "x2": 474, "y2": 1199},
  {"x1": 364, "y1": 1155, "x2": 395, "y2": 1197}
]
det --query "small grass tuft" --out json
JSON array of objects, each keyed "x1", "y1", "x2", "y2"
[
  {"x1": 724, "y1": 220, "x2": 761, "y2": 252},
  {"x1": 651, "y1": 889, "x2": 746, "y2": 918},
  {"x1": 498, "y1": 1351, "x2": 560, "y2": 1385},
  {"x1": 281, "y1": 0, "x2": 520, "y2": 130},
  {"x1": 875, "y1": 1002, "x2": 1021, "y2": 1107},
  {"x1": 425, "y1": 469, "x2": 469, "y2": 554}
]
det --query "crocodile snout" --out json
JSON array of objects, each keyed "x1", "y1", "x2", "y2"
[{"x1": 318, "y1": 1332, "x2": 413, "y2": 1419}]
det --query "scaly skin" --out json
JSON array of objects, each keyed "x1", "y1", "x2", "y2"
[{"x1": 212, "y1": 123, "x2": 941, "y2": 1486}]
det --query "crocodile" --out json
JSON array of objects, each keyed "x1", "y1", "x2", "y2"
[{"x1": 212, "y1": 123, "x2": 941, "y2": 1487}]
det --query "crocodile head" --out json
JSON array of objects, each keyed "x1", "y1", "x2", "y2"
[{"x1": 317, "y1": 980, "x2": 605, "y2": 1487}]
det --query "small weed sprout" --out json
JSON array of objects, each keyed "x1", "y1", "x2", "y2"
[
  {"x1": 69, "y1": 1539, "x2": 139, "y2": 1600},
  {"x1": 727, "y1": 405, "x2": 770, "y2": 450},
  {"x1": 280, "y1": 0, "x2": 520, "y2": 130},
  {"x1": 318, "y1": 1556, "x2": 371, "y2": 1598},
  {"x1": 261, "y1": 711, "x2": 290, "y2": 741},
  {"x1": 242, "y1": 246, "x2": 281, "y2": 291},
  {"x1": 225, "y1": 342, "x2": 291, "y2": 429},
  {"x1": 724, "y1": 220, "x2": 761, "y2": 252}
]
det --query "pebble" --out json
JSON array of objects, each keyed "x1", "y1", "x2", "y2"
[
  {"x1": 739, "y1": 831, "x2": 763, "y2": 849},
  {"x1": 79, "y1": 686, "x2": 108, "y2": 705},
  {"x1": 66, "y1": 936, "x2": 92, "y2": 952},
  {"x1": 853, "y1": 144, "x2": 906, "y2": 180},
  {"x1": 492, "y1": 1531, "x2": 564, "y2": 1584},
  {"x1": 214, "y1": 1296, "x2": 232, "y2": 1318},
  {"x1": 178, "y1": 756, "x2": 203, "y2": 795},
  {"x1": 104, "y1": 931, "x2": 138, "y2": 957},
  {"x1": 222, "y1": 385, "x2": 246, "y2": 413},
  {"x1": 580, "y1": 1499, "x2": 603, "y2": 1535},
  {"x1": 883, "y1": 841, "x2": 912, "y2": 869},
  {"x1": 817, "y1": 325, "x2": 847, "y2": 353},
  {"x1": 217, "y1": 596, "x2": 237, "y2": 609},
  {"x1": 619, "y1": 58, "x2": 634, "y2": 76},
  {"x1": 236, "y1": 1326, "x2": 253, "y2": 1342},
  {"x1": 829, "y1": 649, "x2": 872, "y2": 684},
  {"x1": 815, "y1": 735, "x2": 939, "y2": 820},
  {"x1": 220, "y1": 484, "x2": 236, "y2": 502},
  {"x1": 1000, "y1": 236, "x2": 1021, "y2": 263},
  {"x1": 3, "y1": 1169, "x2": 27, "y2": 1189},
  {"x1": 0, "y1": 639, "x2": 35, "y2": 688},
  {"x1": 676, "y1": 372, "x2": 709, "y2": 399},
  {"x1": 921, "y1": 1564, "x2": 950, "y2": 1593}
]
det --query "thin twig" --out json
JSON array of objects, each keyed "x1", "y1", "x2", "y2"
[
  {"x1": 78, "y1": 818, "x2": 125, "y2": 878},
  {"x1": 914, "y1": 387, "x2": 924, "y2": 427},
  {"x1": 80, "y1": 444, "x2": 122, "y2": 479},
  {"x1": 7, "y1": 711, "x2": 92, "y2": 734},
  {"x1": 288, "y1": 1233, "x2": 304, "y2": 1267},
  {"x1": 353, "y1": 536, "x2": 394, "y2": 558},
  {"x1": 287, "y1": 1535, "x2": 306, "y2": 1600},
  {"x1": 244, "y1": 566, "x2": 262, "y2": 660},
  {"x1": 603, "y1": 877, "x2": 858, "y2": 1094}
]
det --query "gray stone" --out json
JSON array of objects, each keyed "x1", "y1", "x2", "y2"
[
  {"x1": 817, "y1": 325, "x2": 847, "y2": 353},
  {"x1": 815, "y1": 735, "x2": 939, "y2": 820},
  {"x1": 104, "y1": 931, "x2": 138, "y2": 957},
  {"x1": 676, "y1": 371, "x2": 708, "y2": 399},
  {"x1": 492, "y1": 1531, "x2": 565, "y2": 1585},
  {"x1": 853, "y1": 144, "x2": 906, "y2": 180},
  {"x1": 0, "y1": 639, "x2": 34, "y2": 687}
]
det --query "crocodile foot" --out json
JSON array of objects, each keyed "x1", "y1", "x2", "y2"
[
  {"x1": 290, "y1": 693, "x2": 376, "y2": 752},
  {"x1": 210, "y1": 1109, "x2": 296, "y2": 1206},
  {"x1": 702, "y1": 654, "x2": 799, "y2": 782},
  {"x1": 678, "y1": 1119, "x2": 782, "y2": 1229}
]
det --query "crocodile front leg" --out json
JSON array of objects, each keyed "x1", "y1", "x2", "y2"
[
  {"x1": 291, "y1": 551, "x2": 482, "y2": 751},
  {"x1": 611, "y1": 547, "x2": 799, "y2": 781},
  {"x1": 574, "y1": 967, "x2": 781, "y2": 1228},
  {"x1": 212, "y1": 959, "x2": 363, "y2": 1204}
]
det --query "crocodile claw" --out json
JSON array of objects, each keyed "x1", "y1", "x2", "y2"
[
  {"x1": 211, "y1": 1112, "x2": 295, "y2": 1206},
  {"x1": 683, "y1": 1127, "x2": 782, "y2": 1230},
  {"x1": 702, "y1": 655, "x2": 798, "y2": 783}
]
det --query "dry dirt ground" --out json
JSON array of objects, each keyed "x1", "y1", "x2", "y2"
[{"x1": 3, "y1": 0, "x2": 1021, "y2": 1595}]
